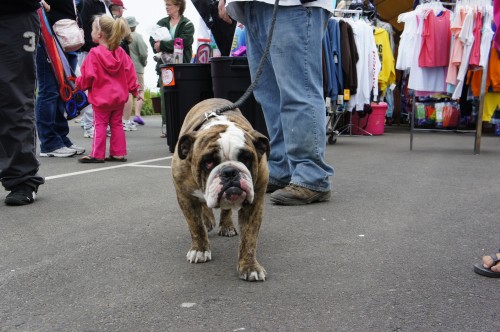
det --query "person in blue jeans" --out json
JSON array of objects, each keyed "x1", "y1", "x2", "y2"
[
  {"x1": 219, "y1": 0, "x2": 334, "y2": 205},
  {"x1": 36, "y1": 0, "x2": 85, "y2": 158}
]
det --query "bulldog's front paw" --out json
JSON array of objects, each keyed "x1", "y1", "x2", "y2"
[
  {"x1": 238, "y1": 262, "x2": 267, "y2": 281},
  {"x1": 218, "y1": 226, "x2": 238, "y2": 237},
  {"x1": 186, "y1": 249, "x2": 212, "y2": 263}
]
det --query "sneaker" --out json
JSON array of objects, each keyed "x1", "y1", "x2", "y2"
[
  {"x1": 133, "y1": 116, "x2": 145, "y2": 125},
  {"x1": 266, "y1": 182, "x2": 286, "y2": 194},
  {"x1": 270, "y1": 184, "x2": 331, "y2": 206},
  {"x1": 40, "y1": 146, "x2": 77, "y2": 158},
  {"x1": 124, "y1": 120, "x2": 137, "y2": 131},
  {"x1": 5, "y1": 184, "x2": 36, "y2": 206},
  {"x1": 83, "y1": 127, "x2": 94, "y2": 138},
  {"x1": 68, "y1": 144, "x2": 85, "y2": 155}
]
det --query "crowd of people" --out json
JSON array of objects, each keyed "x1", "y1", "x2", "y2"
[{"x1": 0, "y1": 0, "x2": 498, "y2": 278}]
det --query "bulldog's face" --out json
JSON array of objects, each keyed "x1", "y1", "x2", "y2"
[{"x1": 177, "y1": 115, "x2": 269, "y2": 210}]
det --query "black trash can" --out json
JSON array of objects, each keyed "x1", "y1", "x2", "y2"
[
  {"x1": 209, "y1": 56, "x2": 268, "y2": 137},
  {"x1": 161, "y1": 63, "x2": 213, "y2": 152}
]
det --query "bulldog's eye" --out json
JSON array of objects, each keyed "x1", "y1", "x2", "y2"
[
  {"x1": 202, "y1": 156, "x2": 216, "y2": 171},
  {"x1": 238, "y1": 151, "x2": 253, "y2": 169}
]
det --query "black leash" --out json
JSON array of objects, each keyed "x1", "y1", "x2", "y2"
[{"x1": 214, "y1": 0, "x2": 280, "y2": 115}]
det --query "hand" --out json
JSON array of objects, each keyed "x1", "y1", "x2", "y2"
[
  {"x1": 218, "y1": 0, "x2": 232, "y2": 24},
  {"x1": 154, "y1": 41, "x2": 161, "y2": 52},
  {"x1": 136, "y1": 91, "x2": 144, "y2": 101},
  {"x1": 41, "y1": 0, "x2": 50, "y2": 12}
]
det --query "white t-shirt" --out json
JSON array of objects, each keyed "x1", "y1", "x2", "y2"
[
  {"x1": 396, "y1": 11, "x2": 418, "y2": 71},
  {"x1": 348, "y1": 19, "x2": 381, "y2": 111},
  {"x1": 479, "y1": 10, "x2": 494, "y2": 68}
]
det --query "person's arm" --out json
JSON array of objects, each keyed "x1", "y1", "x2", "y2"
[
  {"x1": 176, "y1": 19, "x2": 194, "y2": 50},
  {"x1": 137, "y1": 34, "x2": 148, "y2": 67},
  {"x1": 124, "y1": 56, "x2": 140, "y2": 98},
  {"x1": 218, "y1": 0, "x2": 232, "y2": 24}
]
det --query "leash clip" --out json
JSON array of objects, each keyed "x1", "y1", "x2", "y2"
[{"x1": 204, "y1": 111, "x2": 218, "y2": 121}]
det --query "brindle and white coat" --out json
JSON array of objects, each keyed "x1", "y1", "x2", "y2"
[{"x1": 171, "y1": 98, "x2": 269, "y2": 281}]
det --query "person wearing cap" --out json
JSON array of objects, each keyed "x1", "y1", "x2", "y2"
[
  {"x1": 109, "y1": 0, "x2": 125, "y2": 18},
  {"x1": 125, "y1": 16, "x2": 148, "y2": 126}
]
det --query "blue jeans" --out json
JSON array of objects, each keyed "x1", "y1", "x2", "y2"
[
  {"x1": 244, "y1": 2, "x2": 334, "y2": 191},
  {"x1": 35, "y1": 45, "x2": 77, "y2": 152}
]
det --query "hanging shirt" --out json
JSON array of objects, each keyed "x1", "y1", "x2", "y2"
[
  {"x1": 446, "y1": 8, "x2": 467, "y2": 85},
  {"x1": 418, "y1": 9, "x2": 451, "y2": 67},
  {"x1": 479, "y1": 10, "x2": 495, "y2": 68},
  {"x1": 348, "y1": 19, "x2": 381, "y2": 111},
  {"x1": 374, "y1": 27, "x2": 395, "y2": 93},
  {"x1": 339, "y1": 19, "x2": 358, "y2": 94},
  {"x1": 469, "y1": 11, "x2": 483, "y2": 67},
  {"x1": 408, "y1": 14, "x2": 447, "y2": 94},
  {"x1": 396, "y1": 11, "x2": 418, "y2": 71},
  {"x1": 452, "y1": 9, "x2": 476, "y2": 99},
  {"x1": 323, "y1": 18, "x2": 343, "y2": 99},
  {"x1": 494, "y1": 0, "x2": 500, "y2": 51}
]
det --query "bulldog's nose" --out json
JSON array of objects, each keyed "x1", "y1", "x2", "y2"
[{"x1": 220, "y1": 166, "x2": 240, "y2": 181}]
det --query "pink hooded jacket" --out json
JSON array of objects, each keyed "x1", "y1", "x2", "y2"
[{"x1": 76, "y1": 45, "x2": 139, "y2": 110}]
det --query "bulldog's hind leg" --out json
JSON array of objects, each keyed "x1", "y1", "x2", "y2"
[
  {"x1": 218, "y1": 209, "x2": 238, "y2": 237},
  {"x1": 178, "y1": 198, "x2": 212, "y2": 263},
  {"x1": 201, "y1": 206, "x2": 216, "y2": 232}
]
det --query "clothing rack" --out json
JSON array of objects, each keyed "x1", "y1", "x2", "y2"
[
  {"x1": 332, "y1": 9, "x2": 363, "y2": 19},
  {"x1": 327, "y1": 8, "x2": 376, "y2": 140}
]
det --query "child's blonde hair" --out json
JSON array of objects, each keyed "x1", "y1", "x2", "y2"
[{"x1": 93, "y1": 15, "x2": 131, "y2": 50}]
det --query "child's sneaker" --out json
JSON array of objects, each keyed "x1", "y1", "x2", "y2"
[
  {"x1": 124, "y1": 120, "x2": 137, "y2": 131},
  {"x1": 83, "y1": 127, "x2": 94, "y2": 138}
]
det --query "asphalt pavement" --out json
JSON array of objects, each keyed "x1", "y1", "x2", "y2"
[{"x1": 1, "y1": 115, "x2": 499, "y2": 331}]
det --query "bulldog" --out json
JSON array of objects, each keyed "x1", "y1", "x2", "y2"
[{"x1": 171, "y1": 98, "x2": 270, "y2": 281}]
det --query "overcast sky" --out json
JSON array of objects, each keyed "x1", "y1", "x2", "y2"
[{"x1": 122, "y1": 0, "x2": 204, "y2": 91}]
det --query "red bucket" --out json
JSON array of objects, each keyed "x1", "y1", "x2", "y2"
[{"x1": 351, "y1": 102, "x2": 388, "y2": 135}]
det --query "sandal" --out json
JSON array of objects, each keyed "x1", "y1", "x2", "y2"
[
  {"x1": 105, "y1": 156, "x2": 127, "y2": 162},
  {"x1": 160, "y1": 133, "x2": 167, "y2": 138},
  {"x1": 78, "y1": 156, "x2": 105, "y2": 163},
  {"x1": 473, "y1": 253, "x2": 500, "y2": 278}
]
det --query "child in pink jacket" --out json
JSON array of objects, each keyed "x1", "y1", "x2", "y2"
[{"x1": 76, "y1": 15, "x2": 142, "y2": 163}]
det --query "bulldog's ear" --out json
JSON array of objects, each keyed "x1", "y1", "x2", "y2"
[
  {"x1": 252, "y1": 130, "x2": 270, "y2": 159},
  {"x1": 177, "y1": 133, "x2": 195, "y2": 160}
]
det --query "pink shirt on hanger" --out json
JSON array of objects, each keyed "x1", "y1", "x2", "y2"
[
  {"x1": 419, "y1": 10, "x2": 452, "y2": 67},
  {"x1": 469, "y1": 11, "x2": 483, "y2": 67}
]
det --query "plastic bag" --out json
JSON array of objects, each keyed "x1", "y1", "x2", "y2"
[{"x1": 148, "y1": 24, "x2": 172, "y2": 42}]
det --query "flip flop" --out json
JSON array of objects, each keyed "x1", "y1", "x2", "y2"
[
  {"x1": 473, "y1": 254, "x2": 500, "y2": 278},
  {"x1": 105, "y1": 156, "x2": 127, "y2": 162},
  {"x1": 78, "y1": 156, "x2": 105, "y2": 163}
]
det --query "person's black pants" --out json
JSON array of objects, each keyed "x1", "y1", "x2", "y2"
[{"x1": 0, "y1": 11, "x2": 45, "y2": 191}]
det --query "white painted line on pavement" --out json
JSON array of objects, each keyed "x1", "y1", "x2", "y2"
[
  {"x1": 45, "y1": 156, "x2": 172, "y2": 181},
  {"x1": 127, "y1": 165, "x2": 171, "y2": 169}
]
